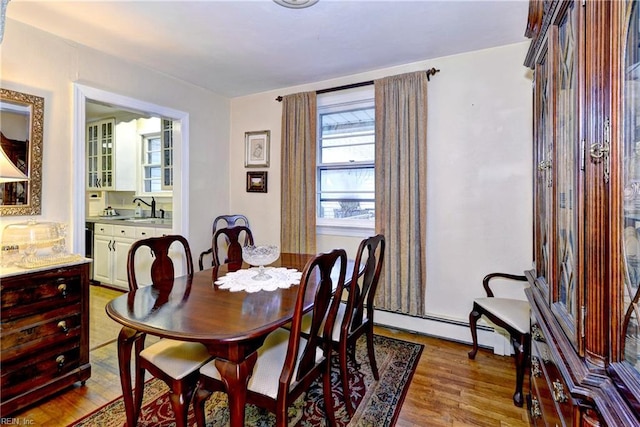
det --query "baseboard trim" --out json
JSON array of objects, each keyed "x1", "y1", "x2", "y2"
[{"x1": 374, "y1": 309, "x2": 514, "y2": 356}]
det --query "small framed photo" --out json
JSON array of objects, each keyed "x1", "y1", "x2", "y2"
[
  {"x1": 246, "y1": 171, "x2": 268, "y2": 193},
  {"x1": 245, "y1": 130, "x2": 270, "y2": 167}
]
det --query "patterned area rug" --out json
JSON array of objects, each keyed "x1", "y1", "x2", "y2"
[{"x1": 70, "y1": 334, "x2": 423, "y2": 427}]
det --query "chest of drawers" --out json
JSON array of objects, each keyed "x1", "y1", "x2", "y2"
[{"x1": 0, "y1": 261, "x2": 91, "y2": 416}]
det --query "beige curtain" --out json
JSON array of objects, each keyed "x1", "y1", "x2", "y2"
[
  {"x1": 374, "y1": 71, "x2": 427, "y2": 316},
  {"x1": 280, "y1": 92, "x2": 317, "y2": 254}
]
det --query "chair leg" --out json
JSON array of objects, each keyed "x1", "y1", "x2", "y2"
[
  {"x1": 365, "y1": 325, "x2": 379, "y2": 381},
  {"x1": 275, "y1": 397, "x2": 288, "y2": 427},
  {"x1": 511, "y1": 333, "x2": 529, "y2": 407},
  {"x1": 339, "y1": 340, "x2": 355, "y2": 417},
  {"x1": 193, "y1": 385, "x2": 213, "y2": 427},
  {"x1": 468, "y1": 303, "x2": 481, "y2": 359},
  {"x1": 167, "y1": 380, "x2": 194, "y2": 427},
  {"x1": 323, "y1": 358, "x2": 337, "y2": 427}
]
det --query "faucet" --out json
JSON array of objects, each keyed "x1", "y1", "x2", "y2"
[{"x1": 133, "y1": 197, "x2": 156, "y2": 218}]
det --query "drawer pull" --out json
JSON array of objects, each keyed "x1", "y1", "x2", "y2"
[
  {"x1": 56, "y1": 355, "x2": 66, "y2": 370},
  {"x1": 531, "y1": 356, "x2": 542, "y2": 377},
  {"x1": 530, "y1": 396, "x2": 542, "y2": 419},
  {"x1": 532, "y1": 324, "x2": 544, "y2": 342},
  {"x1": 58, "y1": 283, "x2": 68, "y2": 297},
  {"x1": 552, "y1": 379, "x2": 568, "y2": 403},
  {"x1": 58, "y1": 320, "x2": 69, "y2": 334}
]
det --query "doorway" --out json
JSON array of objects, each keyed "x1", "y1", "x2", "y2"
[{"x1": 71, "y1": 84, "x2": 189, "y2": 259}]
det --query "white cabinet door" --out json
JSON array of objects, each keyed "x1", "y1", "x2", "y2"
[
  {"x1": 93, "y1": 234, "x2": 112, "y2": 284},
  {"x1": 112, "y1": 238, "x2": 134, "y2": 290}
]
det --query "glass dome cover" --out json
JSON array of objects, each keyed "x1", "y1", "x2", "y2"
[{"x1": 1, "y1": 220, "x2": 75, "y2": 268}]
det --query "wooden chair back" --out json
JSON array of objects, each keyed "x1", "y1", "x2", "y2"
[
  {"x1": 343, "y1": 234, "x2": 385, "y2": 336},
  {"x1": 212, "y1": 225, "x2": 254, "y2": 267},
  {"x1": 198, "y1": 214, "x2": 250, "y2": 270},
  {"x1": 127, "y1": 234, "x2": 194, "y2": 292},
  {"x1": 283, "y1": 248, "x2": 346, "y2": 401}
]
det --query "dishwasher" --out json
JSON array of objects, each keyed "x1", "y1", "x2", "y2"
[{"x1": 85, "y1": 221, "x2": 95, "y2": 283}]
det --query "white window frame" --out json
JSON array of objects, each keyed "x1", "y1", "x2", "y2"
[
  {"x1": 316, "y1": 86, "x2": 375, "y2": 236},
  {"x1": 140, "y1": 132, "x2": 164, "y2": 195}
]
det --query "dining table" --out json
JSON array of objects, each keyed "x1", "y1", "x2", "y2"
[{"x1": 105, "y1": 252, "x2": 354, "y2": 427}]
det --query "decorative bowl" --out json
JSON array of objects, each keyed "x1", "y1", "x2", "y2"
[{"x1": 242, "y1": 245, "x2": 280, "y2": 280}]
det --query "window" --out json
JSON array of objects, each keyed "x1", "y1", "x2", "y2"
[
  {"x1": 142, "y1": 133, "x2": 162, "y2": 193},
  {"x1": 317, "y1": 88, "x2": 375, "y2": 230},
  {"x1": 140, "y1": 119, "x2": 173, "y2": 194}
]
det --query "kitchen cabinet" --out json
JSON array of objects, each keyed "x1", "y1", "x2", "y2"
[
  {"x1": 93, "y1": 223, "x2": 135, "y2": 290},
  {"x1": 93, "y1": 222, "x2": 175, "y2": 290},
  {"x1": 86, "y1": 119, "x2": 136, "y2": 191},
  {"x1": 524, "y1": 1, "x2": 639, "y2": 425},
  {"x1": 0, "y1": 261, "x2": 91, "y2": 416}
]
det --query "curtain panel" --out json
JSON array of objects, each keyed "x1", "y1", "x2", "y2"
[
  {"x1": 374, "y1": 71, "x2": 428, "y2": 316},
  {"x1": 280, "y1": 92, "x2": 317, "y2": 254}
]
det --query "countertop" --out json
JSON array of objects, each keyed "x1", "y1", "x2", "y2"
[
  {"x1": 0, "y1": 257, "x2": 91, "y2": 278},
  {"x1": 86, "y1": 216, "x2": 172, "y2": 228}
]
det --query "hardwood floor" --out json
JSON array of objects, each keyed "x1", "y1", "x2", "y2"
[{"x1": 10, "y1": 285, "x2": 529, "y2": 426}]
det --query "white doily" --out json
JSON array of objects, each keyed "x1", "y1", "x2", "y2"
[{"x1": 214, "y1": 267, "x2": 302, "y2": 293}]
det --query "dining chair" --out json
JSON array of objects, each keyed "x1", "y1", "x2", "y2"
[
  {"x1": 125, "y1": 235, "x2": 212, "y2": 427},
  {"x1": 198, "y1": 214, "x2": 250, "y2": 270},
  {"x1": 211, "y1": 225, "x2": 254, "y2": 268},
  {"x1": 468, "y1": 272, "x2": 530, "y2": 407},
  {"x1": 193, "y1": 249, "x2": 348, "y2": 427},
  {"x1": 332, "y1": 234, "x2": 385, "y2": 416}
]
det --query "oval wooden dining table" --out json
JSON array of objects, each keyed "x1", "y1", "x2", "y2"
[{"x1": 105, "y1": 252, "x2": 351, "y2": 427}]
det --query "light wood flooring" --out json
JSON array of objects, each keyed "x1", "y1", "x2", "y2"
[{"x1": 11, "y1": 285, "x2": 530, "y2": 426}]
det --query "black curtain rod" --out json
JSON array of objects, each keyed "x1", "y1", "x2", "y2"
[{"x1": 275, "y1": 67, "x2": 440, "y2": 102}]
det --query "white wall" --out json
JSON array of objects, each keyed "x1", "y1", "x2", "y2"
[
  {"x1": 230, "y1": 42, "x2": 533, "y2": 346},
  {"x1": 1, "y1": 17, "x2": 533, "y2": 349},
  {"x1": 0, "y1": 19, "x2": 231, "y2": 257}
]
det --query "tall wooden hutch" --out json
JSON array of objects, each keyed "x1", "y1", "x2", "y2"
[{"x1": 524, "y1": 0, "x2": 640, "y2": 425}]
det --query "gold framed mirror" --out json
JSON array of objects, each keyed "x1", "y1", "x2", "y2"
[{"x1": 0, "y1": 88, "x2": 44, "y2": 216}]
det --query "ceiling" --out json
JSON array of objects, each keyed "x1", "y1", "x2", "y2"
[{"x1": 6, "y1": 0, "x2": 530, "y2": 98}]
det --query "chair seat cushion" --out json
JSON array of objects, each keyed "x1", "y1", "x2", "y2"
[
  {"x1": 140, "y1": 339, "x2": 211, "y2": 380},
  {"x1": 199, "y1": 328, "x2": 322, "y2": 399},
  {"x1": 474, "y1": 298, "x2": 530, "y2": 334}
]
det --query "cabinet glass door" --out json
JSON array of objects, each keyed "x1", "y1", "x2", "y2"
[
  {"x1": 87, "y1": 123, "x2": 99, "y2": 188},
  {"x1": 535, "y1": 50, "x2": 553, "y2": 294},
  {"x1": 622, "y1": 0, "x2": 640, "y2": 376},
  {"x1": 100, "y1": 120, "x2": 114, "y2": 189},
  {"x1": 553, "y1": 1, "x2": 580, "y2": 340}
]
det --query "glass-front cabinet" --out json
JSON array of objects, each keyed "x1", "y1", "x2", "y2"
[
  {"x1": 86, "y1": 118, "x2": 115, "y2": 189},
  {"x1": 525, "y1": 0, "x2": 640, "y2": 425}
]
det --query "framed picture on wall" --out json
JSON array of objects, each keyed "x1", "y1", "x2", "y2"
[
  {"x1": 246, "y1": 171, "x2": 268, "y2": 193},
  {"x1": 245, "y1": 130, "x2": 270, "y2": 167}
]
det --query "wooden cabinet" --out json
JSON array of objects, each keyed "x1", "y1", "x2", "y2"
[
  {"x1": 0, "y1": 261, "x2": 91, "y2": 416},
  {"x1": 525, "y1": 1, "x2": 640, "y2": 425}
]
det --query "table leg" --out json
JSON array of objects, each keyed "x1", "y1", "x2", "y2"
[
  {"x1": 117, "y1": 327, "x2": 141, "y2": 427},
  {"x1": 214, "y1": 351, "x2": 258, "y2": 427}
]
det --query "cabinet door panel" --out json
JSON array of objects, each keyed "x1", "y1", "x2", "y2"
[
  {"x1": 93, "y1": 236, "x2": 112, "y2": 284},
  {"x1": 534, "y1": 47, "x2": 553, "y2": 294},
  {"x1": 113, "y1": 239, "x2": 133, "y2": 290},
  {"x1": 553, "y1": 0, "x2": 582, "y2": 345}
]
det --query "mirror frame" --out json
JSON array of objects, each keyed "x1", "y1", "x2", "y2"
[{"x1": 0, "y1": 88, "x2": 44, "y2": 216}]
